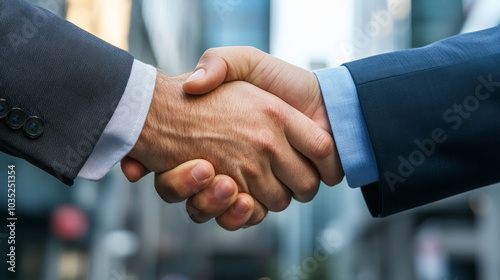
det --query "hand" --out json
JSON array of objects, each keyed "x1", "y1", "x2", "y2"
[
  {"x1": 180, "y1": 47, "x2": 345, "y2": 226},
  {"x1": 184, "y1": 47, "x2": 334, "y2": 135},
  {"x1": 121, "y1": 157, "x2": 255, "y2": 230},
  {"x1": 123, "y1": 72, "x2": 339, "y2": 229}
]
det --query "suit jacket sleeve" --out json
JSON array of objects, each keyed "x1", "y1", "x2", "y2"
[
  {"x1": 344, "y1": 26, "x2": 500, "y2": 217},
  {"x1": 0, "y1": 0, "x2": 134, "y2": 185}
]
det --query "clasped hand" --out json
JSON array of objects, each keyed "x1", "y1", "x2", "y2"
[{"x1": 122, "y1": 47, "x2": 344, "y2": 230}]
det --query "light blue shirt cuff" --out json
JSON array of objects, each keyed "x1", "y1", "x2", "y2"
[
  {"x1": 77, "y1": 59, "x2": 157, "y2": 180},
  {"x1": 314, "y1": 66, "x2": 379, "y2": 188}
]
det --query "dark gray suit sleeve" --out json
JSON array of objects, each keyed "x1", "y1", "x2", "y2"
[
  {"x1": 344, "y1": 26, "x2": 500, "y2": 217},
  {"x1": 0, "y1": 0, "x2": 134, "y2": 185}
]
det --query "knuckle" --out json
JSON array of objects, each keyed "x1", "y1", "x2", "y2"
[
  {"x1": 309, "y1": 131, "x2": 334, "y2": 161},
  {"x1": 243, "y1": 162, "x2": 261, "y2": 179},
  {"x1": 268, "y1": 193, "x2": 291, "y2": 212},
  {"x1": 251, "y1": 129, "x2": 278, "y2": 155},
  {"x1": 263, "y1": 103, "x2": 287, "y2": 124},
  {"x1": 295, "y1": 173, "x2": 320, "y2": 202},
  {"x1": 245, "y1": 164, "x2": 260, "y2": 178}
]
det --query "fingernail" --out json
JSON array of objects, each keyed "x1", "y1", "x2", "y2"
[
  {"x1": 214, "y1": 180, "x2": 234, "y2": 200},
  {"x1": 191, "y1": 162, "x2": 211, "y2": 182},
  {"x1": 233, "y1": 199, "x2": 250, "y2": 215},
  {"x1": 186, "y1": 68, "x2": 205, "y2": 82}
]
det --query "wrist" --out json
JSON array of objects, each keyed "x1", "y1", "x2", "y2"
[{"x1": 128, "y1": 72, "x2": 188, "y2": 171}]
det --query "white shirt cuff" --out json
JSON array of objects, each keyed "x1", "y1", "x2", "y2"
[{"x1": 77, "y1": 59, "x2": 157, "y2": 180}]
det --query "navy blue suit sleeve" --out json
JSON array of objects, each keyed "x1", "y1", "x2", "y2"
[
  {"x1": 0, "y1": 0, "x2": 133, "y2": 185},
  {"x1": 344, "y1": 26, "x2": 500, "y2": 217}
]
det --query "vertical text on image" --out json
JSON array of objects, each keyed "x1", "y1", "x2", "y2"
[{"x1": 7, "y1": 164, "x2": 17, "y2": 273}]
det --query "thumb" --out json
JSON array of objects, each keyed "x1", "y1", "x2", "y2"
[
  {"x1": 155, "y1": 159, "x2": 215, "y2": 203},
  {"x1": 121, "y1": 156, "x2": 151, "y2": 182},
  {"x1": 182, "y1": 47, "x2": 264, "y2": 95}
]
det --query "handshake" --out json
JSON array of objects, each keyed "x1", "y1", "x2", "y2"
[{"x1": 121, "y1": 47, "x2": 344, "y2": 230}]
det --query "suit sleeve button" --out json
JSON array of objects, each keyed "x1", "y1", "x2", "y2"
[
  {"x1": 0, "y1": 99, "x2": 9, "y2": 119},
  {"x1": 23, "y1": 117, "x2": 44, "y2": 139},
  {"x1": 6, "y1": 108, "x2": 28, "y2": 129}
]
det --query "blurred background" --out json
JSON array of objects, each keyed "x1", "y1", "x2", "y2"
[{"x1": 1, "y1": 0, "x2": 500, "y2": 279}]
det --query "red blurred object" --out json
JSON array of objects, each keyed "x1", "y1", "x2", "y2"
[{"x1": 50, "y1": 205, "x2": 89, "y2": 241}]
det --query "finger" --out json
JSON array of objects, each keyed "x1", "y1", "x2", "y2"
[
  {"x1": 284, "y1": 109, "x2": 344, "y2": 186},
  {"x1": 271, "y1": 144, "x2": 320, "y2": 203},
  {"x1": 243, "y1": 165, "x2": 293, "y2": 212},
  {"x1": 186, "y1": 175, "x2": 238, "y2": 223},
  {"x1": 215, "y1": 193, "x2": 264, "y2": 231},
  {"x1": 244, "y1": 198, "x2": 268, "y2": 227},
  {"x1": 154, "y1": 160, "x2": 215, "y2": 203},
  {"x1": 182, "y1": 48, "x2": 315, "y2": 113},
  {"x1": 121, "y1": 156, "x2": 151, "y2": 182},
  {"x1": 182, "y1": 47, "x2": 265, "y2": 95}
]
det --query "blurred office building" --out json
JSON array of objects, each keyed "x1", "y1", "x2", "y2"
[{"x1": 1, "y1": 0, "x2": 500, "y2": 279}]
